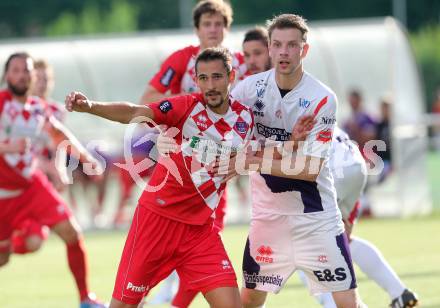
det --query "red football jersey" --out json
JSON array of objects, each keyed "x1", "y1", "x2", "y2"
[
  {"x1": 139, "y1": 93, "x2": 254, "y2": 225},
  {"x1": 0, "y1": 90, "x2": 52, "y2": 190},
  {"x1": 149, "y1": 45, "x2": 247, "y2": 95}
]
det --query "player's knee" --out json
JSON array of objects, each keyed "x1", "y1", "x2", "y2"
[
  {"x1": 0, "y1": 253, "x2": 10, "y2": 267},
  {"x1": 241, "y1": 289, "x2": 267, "y2": 308},
  {"x1": 332, "y1": 289, "x2": 360, "y2": 308},
  {"x1": 25, "y1": 235, "x2": 44, "y2": 252},
  {"x1": 52, "y1": 219, "x2": 81, "y2": 244}
]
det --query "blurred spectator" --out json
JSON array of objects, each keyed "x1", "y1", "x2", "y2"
[
  {"x1": 343, "y1": 89, "x2": 377, "y2": 154},
  {"x1": 431, "y1": 87, "x2": 440, "y2": 151},
  {"x1": 375, "y1": 96, "x2": 392, "y2": 181}
]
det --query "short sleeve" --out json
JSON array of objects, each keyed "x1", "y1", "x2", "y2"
[
  {"x1": 147, "y1": 95, "x2": 194, "y2": 128},
  {"x1": 301, "y1": 94, "x2": 337, "y2": 158},
  {"x1": 149, "y1": 48, "x2": 191, "y2": 94},
  {"x1": 230, "y1": 78, "x2": 248, "y2": 106}
]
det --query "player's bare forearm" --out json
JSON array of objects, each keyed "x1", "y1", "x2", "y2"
[
  {"x1": 47, "y1": 118, "x2": 96, "y2": 165},
  {"x1": 250, "y1": 154, "x2": 322, "y2": 182},
  {"x1": 87, "y1": 101, "x2": 154, "y2": 124},
  {"x1": 65, "y1": 91, "x2": 154, "y2": 124}
]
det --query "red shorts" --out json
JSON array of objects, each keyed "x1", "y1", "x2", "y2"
[
  {"x1": 0, "y1": 172, "x2": 71, "y2": 253},
  {"x1": 112, "y1": 205, "x2": 237, "y2": 305}
]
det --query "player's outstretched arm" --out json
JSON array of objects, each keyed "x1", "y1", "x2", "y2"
[
  {"x1": 0, "y1": 139, "x2": 29, "y2": 154},
  {"x1": 46, "y1": 116, "x2": 104, "y2": 174},
  {"x1": 65, "y1": 91, "x2": 154, "y2": 124}
]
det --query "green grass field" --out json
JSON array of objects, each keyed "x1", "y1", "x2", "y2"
[{"x1": 0, "y1": 215, "x2": 439, "y2": 308}]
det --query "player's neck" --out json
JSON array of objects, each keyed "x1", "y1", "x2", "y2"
[
  {"x1": 208, "y1": 98, "x2": 229, "y2": 115},
  {"x1": 275, "y1": 66, "x2": 304, "y2": 91},
  {"x1": 12, "y1": 93, "x2": 28, "y2": 104}
]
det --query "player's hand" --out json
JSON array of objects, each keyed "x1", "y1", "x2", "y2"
[
  {"x1": 290, "y1": 114, "x2": 316, "y2": 142},
  {"x1": 9, "y1": 138, "x2": 31, "y2": 153},
  {"x1": 157, "y1": 127, "x2": 180, "y2": 156},
  {"x1": 65, "y1": 91, "x2": 92, "y2": 113}
]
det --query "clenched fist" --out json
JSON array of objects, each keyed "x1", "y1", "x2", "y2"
[{"x1": 65, "y1": 91, "x2": 92, "y2": 113}]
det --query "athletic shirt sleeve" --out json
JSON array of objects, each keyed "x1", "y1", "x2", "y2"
[
  {"x1": 230, "y1": 78, "x2": 249, "y2": 106},
  {"x1": 149, "y1": 46, "x2": 196, "y2": 95},
  {"x1": 301, "y1": 93, "x2": 338, "y2": 158},
  {"x1": 147, "y1": 95, "x2": 194, "y2": 128}
]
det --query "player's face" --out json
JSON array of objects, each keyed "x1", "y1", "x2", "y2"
[
  {"x1": 243, "y1": 40, "x2": 271, "y2": 75},
  {"x1": 196, "y1": 13, "x2": 226, "y2": 49},
  {"x1": 5, "y1": 57, "x2": 35, "y2": 97},
  {"x1": 269, "y1": 28, "x2": 309, "y2": 76},
  {"x1": 33, "y1": 68, "x2": 53, "y2": 99},
  {"x1": 196, "y1": 59, "x2": 232, "y2": 111}
]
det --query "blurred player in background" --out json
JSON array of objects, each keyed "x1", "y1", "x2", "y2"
[
  {"x1": 66, "y1": 47, "x2": 254, "y2": 308},
  {"x1": 0, "y1": 52, "x2": 106, "y2": 308},
  {"x1": 297, "y1": 127, "x2": 418, "y2": 308}
]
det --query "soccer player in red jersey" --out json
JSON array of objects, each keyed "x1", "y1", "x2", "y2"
[
  {"x1": 0, "y1": 52, "x2": 106, "y2": 308},
  {"x1": 140, "y1": 0, "x2": 246, "y2": 104},
  {"x1": 66, "y1": 47, "x2": 254, "y2": 308}
]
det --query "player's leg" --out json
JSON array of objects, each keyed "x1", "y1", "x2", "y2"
[
  {"x1": 204, "y1": 287, "x2": 241, "y2": 308},
  {"x1": 241, "y1": 289, "x2": 268, "y2": 308},
  {"x1": 176, "y1": 220, "x2": 239, "y2": 308},
  {"x1": 295, "y1": 213, "x2": 363, "y2": 308},
  {"x1": 112, "y1": 206, "x2": 181, "y2": 307},
  {"x1": 171, "y1": 282, "x2": 199, "y2": 308},
  {"x1": 0, "y1": 239, "x2": 11, "y2": 267},
  {"x1": 350, "y1": 237, "x2": 417, "y2": 306},
  {"x1": 241, "y1": 214, "x2": 296, "y2": 308}
]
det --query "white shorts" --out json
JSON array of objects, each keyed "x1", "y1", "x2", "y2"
[
  {"x1": 242, "y1": 212, "x2": 356, "y2": 295},
  {"x1": 333, "y1": 162, "x2": 367, "y2": 221}
]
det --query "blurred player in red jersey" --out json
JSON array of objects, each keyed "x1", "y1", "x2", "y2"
[
  {"x1": 0, "y1": 52, "x2": 107, "y2": 308},
  {"x1": 66, "y1": 48, "x2": 254, "y2": 308}
]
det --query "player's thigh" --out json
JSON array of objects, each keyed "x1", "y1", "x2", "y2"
[
  {"x1": 295, "y1": 215, "x2": 356, "y2": 295},
  {"x1": 177, "y1": 227, "x2": 237, "y2": 294},
  {"x1": 332, "y1": 288, "x2": 361, "y2": 308},
  {"x1": 109, "y1": 298, "x2": 137, "y2": 308},
  {"x1": 241, "y1": 288, "x2": 268, "y2": 308},
  {"x1": 243, "y1": 214, "x2": 295, "y2": 294},
  {"x1": 204, "y1": 286, "x2": 241, "y2": 308},
  {"x1": 51, "y1": 217, "x2": 81, "y2": 244}
]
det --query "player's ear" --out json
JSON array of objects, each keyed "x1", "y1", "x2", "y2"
[
  {"x1": 301, "y1": 43, "x2": 309, "y2": 59},
  {"x1": 228, "y1": 69, "x2": 235, "y2": 83}
]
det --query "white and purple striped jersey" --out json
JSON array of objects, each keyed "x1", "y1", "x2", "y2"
[{"x1": 231, "y1": 69, "x2": 339, "y2": 216}]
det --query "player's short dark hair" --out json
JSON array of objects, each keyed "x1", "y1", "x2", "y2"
[
  {"x1": 2, "y1": 51, "x2": 33, "y2": 83},
  {"x1": 193, "y1": 0, "x2": 233, "y2": 29},
  {"x1": 195, "y1": 47, "x2": 232, "y2": 75},
  {"x1": 243, "y1": 26, "x2": 269, "y2": 47},
  {"x1": 266, "y1": 14, "x2": 309, "y2": 42},
  {"x1": 349, "y1": 89, "x2": 362, "y2": 99}
]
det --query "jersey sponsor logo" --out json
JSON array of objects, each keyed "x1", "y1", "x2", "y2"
[
  {"x1": 222, "y1": 260, "x2": 231, "y2": 270},
  {"x1": 313, "y1": 267, "x2": 347, "y2": 282},
  {"x1": 160, "y1": 67, "x2": 175, "y2": 87},
  {"x1": 321, "y1": 116, "x2": 336, "y2": 125},
  {"x1": 318, "y1": 255, "x2": 328, "y2": 263},
  {"x1": 158, "y1": 100, "x2": 172, "y2": 113},
  {"x1": 316, "y1": 129, "x2": 332, "y2": 143},
  {"x1": 299, "y1": 98, "x2": 311, "y2": 108},
  {"x1": 256, "y1": 123, "x2": 291, "y2": 141},
  {"x1": 235, "y1": 121, "x2": 249, "y2": 134},
  {"x1": 256, "y1": 245, "x2": 273, "y2": 263},
  {"x1": 126, "y1": 282, "x2": 148, "y2": 293},
  {"x1": 243, "y1": 271, "x2": 283, "y2": 286}
]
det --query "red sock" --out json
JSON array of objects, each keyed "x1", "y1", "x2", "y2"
[
  {"x1": 67, "y1": 238, "x2": 90, "y2": 300},
  {"x1": 172, "y1": 282, "x2": 198, "y2": 308}
]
